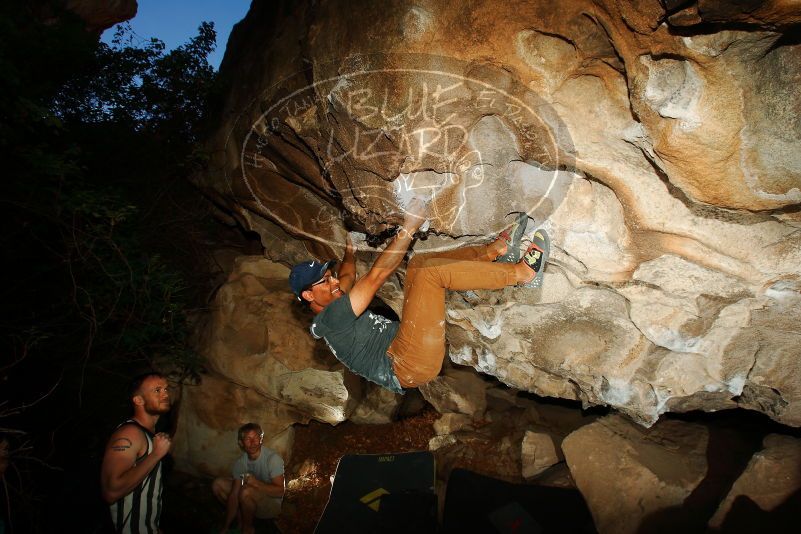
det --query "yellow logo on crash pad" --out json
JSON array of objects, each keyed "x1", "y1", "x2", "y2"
[{"x1": 360, "y1": 488, "x2": 389, "y2": 512}]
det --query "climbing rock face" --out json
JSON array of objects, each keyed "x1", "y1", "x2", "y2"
[{"x1": 196, "y1": 0, "x2": 801, "y2": 427}]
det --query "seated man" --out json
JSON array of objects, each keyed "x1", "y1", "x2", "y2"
[
  {"x1": 289, "y1": 201, "x2": 549, "y2": 393},
  {"x1": 212, "y1": 423, "x2": 285, "y2": 534}
]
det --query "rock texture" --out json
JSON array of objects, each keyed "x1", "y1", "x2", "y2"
[
  {"x1": 195, "y1": 256, "x2": 363, "y2": 425},
  {"x1": 196, "y1": 0, "x2": 801, "y2": 428},
  {"x1": 521, "y1": 430, "x2": 562, "y2": 479},
  {"x1": 562, "y1": 415, "x2": 710, "y2": 534},
  {"x1": 175, "y1": 256, "x2": 417, "y2": 475},
  {"x1": 349, "y1": 382, "x2": 402, "y2": 424},
  {"x1": 708, "y1": 433, "x2": 801, "y2": 529},
  {"x1": 64, "y1": 0, "x2": 137, "y2": 32},
  {"x1": 419, "y1": 367, "x2": 489, "y2": 419},
  {"x1": 422, "y1": 371, "x2": 594, "y2": 484},
  {"x1": 172, "y1": 372, "x2": 300, "y2": 477}
]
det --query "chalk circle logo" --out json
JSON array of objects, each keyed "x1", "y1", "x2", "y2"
[{"x1": 230, "y1": 53, "x2": 574, "y2": 252}]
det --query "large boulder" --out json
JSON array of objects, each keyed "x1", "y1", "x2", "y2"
[
  {"x1": 562, "y1": 415, "x2": 709, "y2": 534},
  {"x1": 194, "y1": 0, "x2": 801, "y2": 428}
]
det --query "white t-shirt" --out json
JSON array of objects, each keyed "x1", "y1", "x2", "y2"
[{"x1": 231, "y1": 446, "x2": 284, "y2": 484}]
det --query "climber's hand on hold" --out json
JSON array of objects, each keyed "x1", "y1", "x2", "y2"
[
  {"x1": 403, "y1": 197, "x2": 428, "y2": 234},
  {"x1": 348, "y1": 199, "x2": 427, "y2": 318}
]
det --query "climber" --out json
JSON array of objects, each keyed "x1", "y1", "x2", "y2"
[{"x1": 289, "y1": 200, "x2": 549, "y2": 393}]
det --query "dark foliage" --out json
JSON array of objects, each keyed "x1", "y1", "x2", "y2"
[
  {"x1": 54, "y1": 21, "x2": 216, "y2": 141},
  {"x1": 0, "y1": 2, "x2": 221, "y2": 531}
]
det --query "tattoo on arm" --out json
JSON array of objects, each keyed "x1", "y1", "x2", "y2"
[{"x1": 110, "y1": 437, "x2": 133, "y2": 452}]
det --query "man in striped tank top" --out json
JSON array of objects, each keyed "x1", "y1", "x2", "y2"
[{"x1": 101, "y1": 372, "x2": 172, "y2": 533}]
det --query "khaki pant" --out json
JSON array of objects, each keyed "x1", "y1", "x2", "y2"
[
  {"x1": 212, "y1": 477, "x2": 282, "y2": 519},
  {"x1": 388, "y1": 244, "x2": 517, "y2": 388}
]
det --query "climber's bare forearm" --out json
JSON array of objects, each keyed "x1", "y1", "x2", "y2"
[
  {"x1": 338, "y1": 239, "x2": 357, "y2": 292},
  {"x1": 348, "y1": 206, "x2": 424, "y2": 317}
]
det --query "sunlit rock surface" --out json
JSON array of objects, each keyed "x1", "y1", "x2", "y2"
[{"x1": 195, "y1": 0, "x2": 801, "y2": 431}]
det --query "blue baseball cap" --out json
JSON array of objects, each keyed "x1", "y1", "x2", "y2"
[{"x1": 289, "y1": 259, "x2": 336, "y2": 299}]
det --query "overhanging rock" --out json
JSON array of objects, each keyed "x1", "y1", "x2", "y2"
[{"x1": 195, "y1": 0, "x2": 801, "y2": 427}]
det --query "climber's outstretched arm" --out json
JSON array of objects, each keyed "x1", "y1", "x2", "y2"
[
  {"x1": 348, "y1": 200, "x2": 427, "y2": 317},
  {"x1": 337, "y1": 236, "x2": 357, "y2": 293}
]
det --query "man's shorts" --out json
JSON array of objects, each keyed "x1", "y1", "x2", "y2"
[{"x1": 212, "y1": 477, "x2": 282, "y2": 519}]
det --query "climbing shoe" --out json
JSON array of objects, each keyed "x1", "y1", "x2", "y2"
[
  {"x1": 520, "y1": 228, "x2": 550, "y2": 288},
  {"x1": 495, "y1": 212, "x2": 533, "y2": 263}
]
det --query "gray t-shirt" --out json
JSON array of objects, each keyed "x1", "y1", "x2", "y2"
[
  {"x1": 232, "y1": 446, "x2": 284, "y2": 484},
  {"x1": 310, "y1": 294, "x2": 403, "y2": 393}
]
